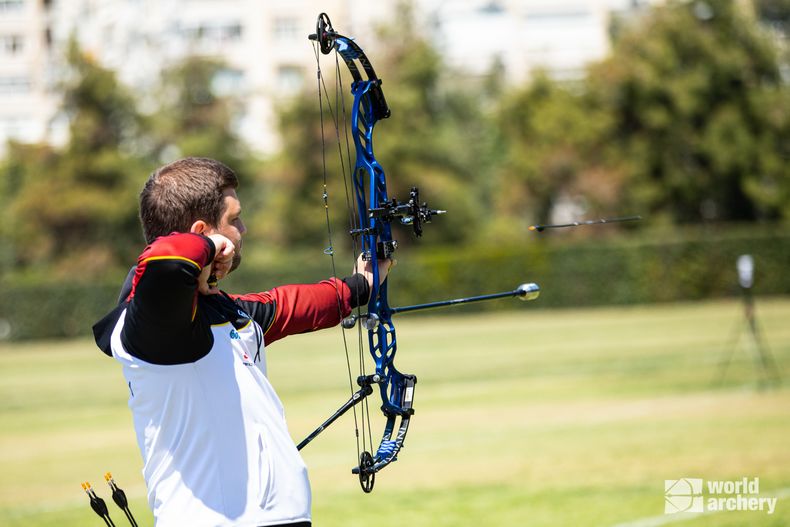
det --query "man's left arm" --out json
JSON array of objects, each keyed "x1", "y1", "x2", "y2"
[{"x1": 229, "y1": 274, "x2": 370, "y2": 344}]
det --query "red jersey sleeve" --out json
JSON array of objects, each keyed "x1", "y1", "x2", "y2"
[{"x1": 230, "y1": 277, "x2": 355, "y2": 345}]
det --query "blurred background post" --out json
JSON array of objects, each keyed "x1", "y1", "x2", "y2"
[{"x1": 715, "y1": 254, "x2": 782, "y2": 387}]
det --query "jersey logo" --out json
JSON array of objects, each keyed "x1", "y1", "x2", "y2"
[
  {"x1": 240, "y1": 350, "x2": 253, "y2": 367},
  {"x1": 230, "y1": 329, "x2": 241, "y2": 340}
]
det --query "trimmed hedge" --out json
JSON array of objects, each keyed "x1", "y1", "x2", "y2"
[
  {"x1": 1, "y1": 226, "x2": 788, "y2": 341},
  {"x1": 0, "y1": 282, "x2": 121, "y2": 341},
  {"x1": 386, "y1": 227, "x2": 790, "y2": 311}
]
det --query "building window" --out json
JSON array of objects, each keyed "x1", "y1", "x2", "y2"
[
  {"x1": 182, "y1": 22, "x2": 243, "y2": 44},
  {"x1": 277, "y1": 65, "x2": 304, "y2": 92},
  {"x1": 0, "y1": 35, "x2": 23, "y2": 55},
  {"x1": 0, "y1": 76, "x2": 31, "y2": 94},
  {"x1": 222, "y1": 23, "x2": 242, "y2": 41},
  {"x1": 212, "y1": 68, "x2": 245, "y2": 96},
  {"x1": 0, "y1": 0, "x2": 24, "y2": 11},
  {"x1": 524, "y1": 9, "x2": 592, "y2": 23},
  {"x1": 273, "y1": 17, "x2": 300, "y2": 42}
]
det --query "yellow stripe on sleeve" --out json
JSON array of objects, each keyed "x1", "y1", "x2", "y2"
[{"x1": 142, "y1": 255, "x2": 203, "y2": 270}]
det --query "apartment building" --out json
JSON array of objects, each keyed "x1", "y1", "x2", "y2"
[{"x1": 0, "y1": 0, "x2": 642, "y2": 153}]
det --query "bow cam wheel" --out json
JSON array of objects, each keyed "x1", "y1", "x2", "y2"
[
  {"x1": 358, "y1": 451, "x2": 375, "y2": 493},
  {"x1": 312, "y1": 13, "x2": 335, "y2": 55}
]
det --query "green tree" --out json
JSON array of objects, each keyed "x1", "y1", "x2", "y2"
[
  {"x1": 149, "y1": 57, "x2": 263, "y2": 243},
  {"x1": 588, "y1": 0, "x2": 790, "y2": 223},
  {"x1": 1, "y1": 40, "x2": 148, "y2": 278},
  {"x1": 150, "y1": 57, "x2": 250, "y2": 167},
  {"x1": 755, "y1": 0, "x2": 790, "y2": 35},
  {"x1": 258, "y1": 94, "x2": 327, "y2": 248},
  {"x1": 373, "y1": 2, "x2": 485, "y2": 244},
  {"x1": 494, "y1": 73, "x2": 619, "y2": 236}
]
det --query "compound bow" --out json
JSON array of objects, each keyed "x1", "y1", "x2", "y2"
[{"x1": 297, "y1": 13, "x2": 540, "y2": 493}]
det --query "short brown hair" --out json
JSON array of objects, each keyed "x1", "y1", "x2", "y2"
[{"x1": 139, "y1": 157, "x2": 238, "y2": 243}]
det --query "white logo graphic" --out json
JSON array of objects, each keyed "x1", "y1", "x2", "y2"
[
  {"x1": 664, "y1": 477, "x2": 777, "y2": 515},
  {"x1": 665, "y1": 478, "x2": 704, "y2": 513}
]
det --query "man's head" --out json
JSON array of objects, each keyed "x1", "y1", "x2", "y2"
[{"x1": 140, "y1": 157, "x2": 246, "y2": 271}]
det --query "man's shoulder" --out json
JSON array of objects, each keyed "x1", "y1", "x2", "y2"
[{"x1": 202, "y1": 293, "x2": 253, "y2": 329}]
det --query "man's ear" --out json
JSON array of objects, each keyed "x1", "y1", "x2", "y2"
[{"x1": 190, "y1": 220, "x2": 210, "y2": 234}]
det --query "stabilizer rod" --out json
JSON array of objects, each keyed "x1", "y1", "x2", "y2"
[
  {"x1": 297, "y1": 376, "x2": 378, "y2": 451},
  {"x1": 342, "y1": 283, "x2": 539, "y2": 329},
  {"x1": 391, "y1": 283, "x2": 539, "y2": 314}
]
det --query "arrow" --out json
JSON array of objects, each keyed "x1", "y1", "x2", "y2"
[{"x1": 529, "y1": 215, "x2": 642, "y2": 232}]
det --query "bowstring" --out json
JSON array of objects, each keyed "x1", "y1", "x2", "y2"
[
  {"x1": 313, "y1": 41, "x2": 362, "y2": 461},
  {"x1": 333, "y1": 52, "x2": 375, "y2": 458}
]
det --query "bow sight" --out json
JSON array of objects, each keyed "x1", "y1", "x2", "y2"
[
  {"x1": 351, "y1": 186, "x2": 446, "y2": 259},
  {"x1": 367, "y1": 187, "x2": 446, "y2": 237}
]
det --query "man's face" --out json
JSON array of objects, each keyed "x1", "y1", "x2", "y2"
[{"x1": 208, "y1": 188, "x2": 246, "y2": 272}]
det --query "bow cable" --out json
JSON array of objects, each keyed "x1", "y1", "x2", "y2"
[
  {"x1": 332, "y1": 48, "x2": 375, "y2": 459},
  {"x1": 312, "y1": 38, "x2": 375, "y2": 466}
]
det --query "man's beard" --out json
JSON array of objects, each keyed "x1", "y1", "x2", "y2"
[
  {"x1": 230, "y1": 239, "x2": 242, "y2": 272},
  {"x1": 230, "y1": 252, "x2": 242, "y2": 272}
]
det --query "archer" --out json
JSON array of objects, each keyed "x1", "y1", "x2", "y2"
[{"x1": 93, "y1": 157, "x2": 390, "y2": 527}]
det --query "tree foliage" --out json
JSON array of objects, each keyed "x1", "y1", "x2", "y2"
[
  {"x1": 494, "y1": 0, "x2": 790, "y2": 231},
  {"x1": 588, "y1": 0, "x2": 790, "y2": 223},
  {"x1": 149, "y1": 57, "x2": 261, "y2": 239},
  {"x1": 755, "y1": 0, "x2": 790, "y2": 34},
  {"x1": 1, "y1": 0, "x2": 788, "y2": 284},
  {"x1": 2, "y1": 41, "x2": 147, "y2": 278},
  {"x1": 149, "y1": 57, "x2": 250, "y2": 169},
  {"x1": 0, "y1": 46, "x2": 257, "y2": 280},
  {"x1": 495, "y1": 74, "x2": 619, "y2": 235},
  {"x1": 372, "y1": 3, "x2": 492, "y2": 244}
]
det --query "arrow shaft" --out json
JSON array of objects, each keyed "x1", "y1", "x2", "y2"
[{"x1": 531, "y1": 215, "x2": 642, "y2": 232}]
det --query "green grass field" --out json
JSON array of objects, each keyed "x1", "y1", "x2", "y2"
[{"x1": 1, "y1": 298, "x2": 789, "y2": 526}]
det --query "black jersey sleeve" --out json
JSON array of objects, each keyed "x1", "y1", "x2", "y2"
[{"x1": 119, "y1": 233, "x2": 217, "y2": 364}]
